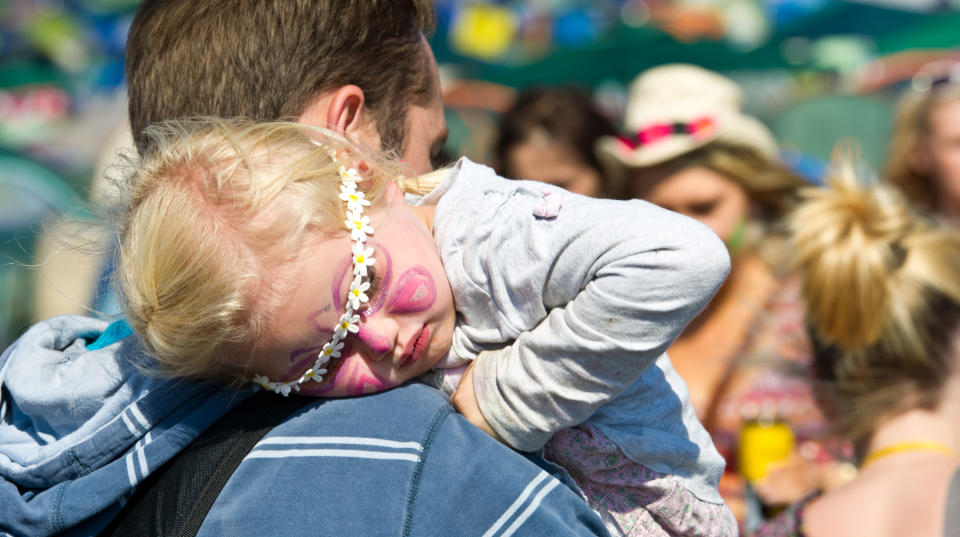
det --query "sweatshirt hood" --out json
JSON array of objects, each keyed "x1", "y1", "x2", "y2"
[{"x1": 0, "y1": 315, "x2": 249, "y2": 536}]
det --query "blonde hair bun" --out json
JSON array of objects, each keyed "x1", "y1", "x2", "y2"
[{"x1": 789, "y1": 162, "x2": 917, "y2": 349}]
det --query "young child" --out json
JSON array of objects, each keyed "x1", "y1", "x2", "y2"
[{"x1": 117, "y1": 118, "x2": 736, "y2": 536}]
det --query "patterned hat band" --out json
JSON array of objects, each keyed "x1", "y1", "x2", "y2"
[{"x1": 616, "y1": 116, "x2": 716, "y2": 151}]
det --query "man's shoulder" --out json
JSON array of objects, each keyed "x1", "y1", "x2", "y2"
[
  {"x1": 271, "y1": 381, "x2": 450, "y2": 435},
  {"x1": 199, "y1": 383, "x2": 611, "y2": 536}
]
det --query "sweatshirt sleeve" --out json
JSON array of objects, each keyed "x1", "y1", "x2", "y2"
[{"x1": 449, "y1": 174, "x2": 730, "y2": 452}]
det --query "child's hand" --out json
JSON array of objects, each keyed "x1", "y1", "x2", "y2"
[{"x1": 450, "y1": 361, "x2": 505, "y2": 444}]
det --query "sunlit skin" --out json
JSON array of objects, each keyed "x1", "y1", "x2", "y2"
[
  {"x1": 627, "y1": 165, "x2": 750, "y2": 243},
  {"x1": 506, "y1": 130, "x2": 604, "y2": 197},
  {"x1": 250, "y1": 183, "x2": 456, "y2": 397},
  {"x1": 923, "y1": 99, "x2": 960, "y2": 219},
  {"x1": 396, "y1": 37, "x2": 448, "y2": 175}
]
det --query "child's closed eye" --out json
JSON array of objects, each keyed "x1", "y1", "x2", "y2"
[
  {"x1": 345, "y1": 266, "x2": 383, "y2": 314},
  {"x1": 365, "y1": 267, "x2": 381, "y2": 306}
]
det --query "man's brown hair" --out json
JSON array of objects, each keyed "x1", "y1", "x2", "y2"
[{"x1": 126, "y1": 0, "x2": 435, "y2": 156}]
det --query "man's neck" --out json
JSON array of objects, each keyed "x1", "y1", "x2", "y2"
[{"x1": 407, "y1": 204, "x2": 437, "y2": 235}]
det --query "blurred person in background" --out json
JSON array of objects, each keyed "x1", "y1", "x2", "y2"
[
  {"x1": 31, "y1": 120, "x2": 133, "y2": 322},
  {"x1": 495, "y1": 86, "x2": 617, "y2": 197},
  {"x1": 886, "y1": 60, "x2": 960, "y2": 223},
  {"x1": 755, "y1": 160, "x2": 960, "y2": 537},
  {"x1": 597, "y1": 63, "x2": 849, "y2": 531}
]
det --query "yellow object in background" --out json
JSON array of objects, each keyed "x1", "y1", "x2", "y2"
[
  {"x1": 739, "y1": 419, "x2": 795, "y2": 482},
  {"x1": 450, "y1": 4, "x2": 518, "y2": 61}
]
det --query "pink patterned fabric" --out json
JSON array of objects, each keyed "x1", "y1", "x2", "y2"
[
  {"x1": 753, "y1": 492, "x2": 817, "y2": 537},
  {"x1": 545, "y1": 423, "x2": 737, "y2": 537}
]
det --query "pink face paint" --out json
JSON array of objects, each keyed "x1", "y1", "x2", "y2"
[
  {"x1": 333, "y1": 358, "x2": 393, "y2": 396},
  {"x1": 355, "y1": 324, "x2": 392, "y2": 356},
  {"x1": 387, "y1": 267, "x2": 436, "y2": 314},
  {"x1": 346, "y1": 370, "x2": 392, "y2": 396},
  {"x1": 296, "y1": 340, "x2": 393, "y2": 397},
  {"x1": 280, "y1": 345, "x2": 325, "y2": 381}
]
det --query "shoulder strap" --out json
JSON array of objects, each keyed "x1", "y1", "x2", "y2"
[{"x1": 99, "y1": 391, "x2": 313, "y2": 537}]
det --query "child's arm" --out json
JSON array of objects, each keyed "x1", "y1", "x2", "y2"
[{"x1": 435, "y1": 164, "x2": 730, "y2": 452}]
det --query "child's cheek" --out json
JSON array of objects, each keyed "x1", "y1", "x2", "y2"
[
  {"x1": 331, "y1": 356, "x2": 395, "y2": 396},
  {"x1": 388, "y1": 266, "x2": 437, "y2": 313},
  {"x1": 285, "y1": 345, "x2": 325, "y2": 377}
]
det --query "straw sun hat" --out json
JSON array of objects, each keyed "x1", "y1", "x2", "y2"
[{"x1": 597, "y1": 63, "x2": 780, "y2": 171}]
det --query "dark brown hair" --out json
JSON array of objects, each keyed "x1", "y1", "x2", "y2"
[
  {"x1": 495, "y1": 86, "x2": 616, "y2": 188},
  {"x1": 126, "y1": 0, "x2": 435, "y2": 157}
]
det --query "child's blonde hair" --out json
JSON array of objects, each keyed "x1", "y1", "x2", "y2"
[
  {"x1": 116, "y1": 118, "x2": 439, "y2": 384},
  {"x1": 787, "y1": 160, "x2": 960, "y2": 450}
]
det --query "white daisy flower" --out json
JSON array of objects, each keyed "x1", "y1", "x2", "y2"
[
  {"x1": 345, "y1": 211, "x2": 374, "y2": 242},
  {"x1": 339, "y1": 166, "x2": 361, "y2": 183},
  {"x1": 335, "y1": 312, "x2": 361, "y2": 338},
  {"x1": 351, "y1": 243, "x2": 376, "y2": 276},
  {"x1": 301, "y1": 368, "x2": 326, "y2": 384},
  {"x1": 348, "y1": 276, "x2": 371, "y2": 310},
  {"x1": 319, "y1": 340, "x2": 344, "y2": 364},
  {"x1": 339, "y1": 186, "x2": 371, "y2": 213},
  {"x1": 252, "y1": 374, "x2": 272, "y2": 390}
]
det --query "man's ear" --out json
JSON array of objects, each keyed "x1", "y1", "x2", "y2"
[{"x1": 298, "y1": 85, "x2": 382, "y2": 149}]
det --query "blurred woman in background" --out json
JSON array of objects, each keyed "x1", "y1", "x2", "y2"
[
  {"x1": 598, "y1": 63, "x2": 847, "y2": 531},
  {"x1": 755, "y1": 161, "x2": 960, "y2": 537},
  {"x1": 886, "y1": 60, "x2": 960, "y2": 223},
  {"x1": 495, "y1": 85, "x2": 617, "y2": 197}
]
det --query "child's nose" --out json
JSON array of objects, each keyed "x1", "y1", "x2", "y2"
[{"x1": 354, "y1": 317, "x2": 398, "y2": 361}]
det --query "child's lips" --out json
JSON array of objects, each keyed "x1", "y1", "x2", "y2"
[
  {"x1": 412, "y1": 325, "x2": 431, "y2": 364},
  {"x1": 399, "y1": 325, "x2": 430, "y2": 368}
]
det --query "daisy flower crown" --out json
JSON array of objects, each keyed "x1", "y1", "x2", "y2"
[{"x1": 251, "y1": 151, "x2": 374, "y2": 396}]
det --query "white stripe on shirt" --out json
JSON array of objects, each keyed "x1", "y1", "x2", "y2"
[
  {"x1": 124, "y1": 453, "x2": 137, "y2": 487},
  {"x1": 256, "y1": 436, "x2": 422, "y2": 451},
  {"x1": 245, "y1": 448, "x2": 420, "y2": 463},
  {"x1": 481, "y1": 471, "x2": 552, "y2": 537},
  {"x1": 129, "y1": 404, "x2": 149, "y2": 430},
  {"x1": 500, "y1": 479, "x2": 561, "y2": 537},
  {"x1": 120, "y1": 412, "x2": 138, "y2": 435},
  {"x1": 136, "y1": 445, "x2": 149, "y2": 478}
]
